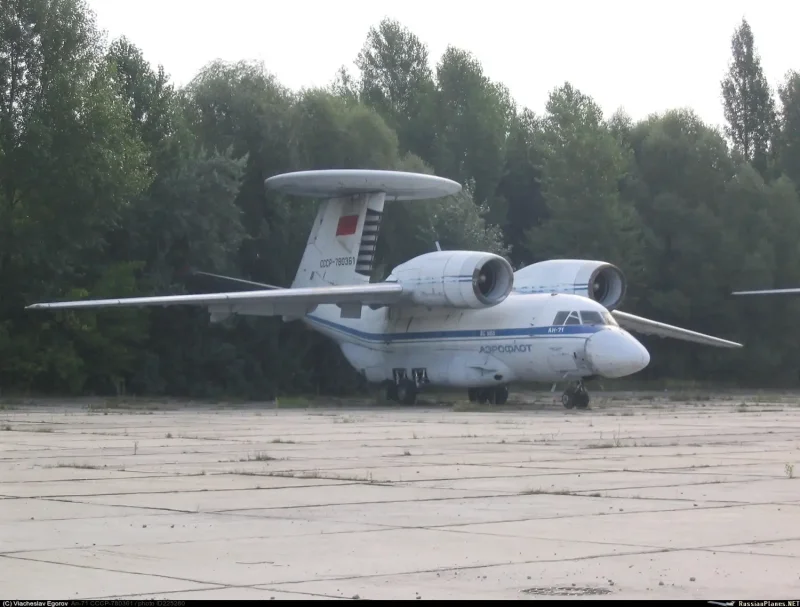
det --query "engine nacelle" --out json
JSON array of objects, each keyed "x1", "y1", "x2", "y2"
[
  {"x1": 388, "y1": 251, "x2": 514, "y2": 309},
  {"x1": 512, "y1": 259, "x2": 627, "y2": 310}
]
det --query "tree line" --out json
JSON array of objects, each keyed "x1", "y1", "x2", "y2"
[{"x1": 2, "y1": 1, "x2": 799, "y2": 398}]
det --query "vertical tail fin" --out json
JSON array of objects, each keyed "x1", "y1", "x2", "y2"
[
  {"x1": 291, "y1": 192, "x2": 385, "y2": 288},
  {"x1": 264, "y1": 169, "x2": 462, "y2": 289}
]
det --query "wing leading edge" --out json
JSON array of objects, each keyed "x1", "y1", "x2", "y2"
[
  {"x1": 611, "y1": 310, "x2": 742, "y2": 349},
  {"x1": 26, "y1": 283, "x2": 405, "y2": 320},
  {"x1": 732, "y1": 287, "x2": 800, "y2": 296},
  {"x1": 26, "y1": 283, "x2": 744, "y2": 347}
]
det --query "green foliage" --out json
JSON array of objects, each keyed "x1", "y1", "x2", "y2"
[
  {"x1": 354, "y1": 18, "x2": 435, "y2": 159},
  {"x1": 526, "y1": 83, "x2": 644, "y2": 278},
  {"x1": 2, "y1": 5, "x2": 800, "y2": 396},
  {"x1": 775, "y1": 71, "x2": 800, "y2": 184},
  {"x1": 721, "y1": 18, "x2": 777, "y2": 176}
]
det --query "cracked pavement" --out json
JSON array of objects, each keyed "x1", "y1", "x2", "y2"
[{"x1": 1, "y1": 392, "x2": 800, "y2": 599}]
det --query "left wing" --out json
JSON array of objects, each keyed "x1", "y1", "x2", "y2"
[
  {"x1": 611, "y1": 310, "x2": 742, "y2": 348},
  {"x1": 26, "y1": 283, "x2": 405, "y2": 320}
]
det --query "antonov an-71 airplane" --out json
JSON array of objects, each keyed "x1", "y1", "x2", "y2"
[{"x1": 27, "y1": 169, "x2": 742, "y2": 408}]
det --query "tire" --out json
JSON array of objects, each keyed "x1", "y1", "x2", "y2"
[
  {"x1": 397, "y1": 380, "x2": 417, "y2": 405},
  {"x1": 494, "y1": 386, "x2": 509, "y2": 405},
  {"x1": 562, "y1": 392, "x2": 575, "y2": 409}
]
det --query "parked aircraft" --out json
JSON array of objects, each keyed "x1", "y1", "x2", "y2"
[{"x1": 27, "y1": 170, "x2": 742, "y2": 409}]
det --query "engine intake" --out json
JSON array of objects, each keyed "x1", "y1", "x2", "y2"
[
  {"x1": 512, "y1": 259, "x2": 627, "y2": 310},
  {"x1": 389, "y1": 251, "x2": 514, "y2": 309}
]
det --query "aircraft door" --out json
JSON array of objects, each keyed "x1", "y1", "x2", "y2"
[
  {"x1": 546, "y1": 344, "x2": 579, "y2": 375},
  {"x1": 545, "y1": 311, "x2": 582, "y2": 375}
]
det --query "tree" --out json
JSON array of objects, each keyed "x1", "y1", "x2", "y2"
[
  {"x1": 354, "y1": 18, "x2": 436, "y2": 159},
  {"x1": 625, "y1": 110, "x2": 742, "y2": 379},
  {"x1": 721, "y1": 18, "x2": 776, "y2": 176},
  {"x1": 0, "y1": 0, "x2": 151, "y2": 394},
  {"x1": 525, "y1": 83, "x2": 644, "y2": 278},
  {"x1": 774, "y1": 70, "x2": 800, "y2": 185},
  {"x1": 495, "y1": 108, "x2": 546, "y2": 266}
]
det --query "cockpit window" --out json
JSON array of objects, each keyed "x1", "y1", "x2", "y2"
[
  {"x1": 552, "y1": 311, "x2": 569, "y2": 325},
  {"x1": 580, "y1": 311, "x2": 604, "y2": 325},
  {"x1": 553, "y1": 309, "x2": 616, "y2": 326}
]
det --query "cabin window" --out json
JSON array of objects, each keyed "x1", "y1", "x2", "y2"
[
  {"x1": 565, "y1": 311, "x2": 581, "y2": 325},
  {"x1": 580, "y1": 311, "x2": 604, "y2": 325},
  {"x1": 552, "y1": 311, "x2": 569, "y2": 325}
]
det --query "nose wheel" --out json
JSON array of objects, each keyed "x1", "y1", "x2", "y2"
[{"x1": 562, "y1": 381, "x2": 590, "y2": 410}]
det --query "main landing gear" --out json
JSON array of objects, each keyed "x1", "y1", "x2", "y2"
[
  {"x1": 561, "y1": 380, "x2": 590, "y2": 410},
  {"x1": 385, "y1": 368, "x2": 427, "y2": 405},
  {"x1": 386, "y1": 378, "x2": 418, "y2": 405},
  {"x1": 467, "y1": 385, "x2": 509, "y2": 405}
]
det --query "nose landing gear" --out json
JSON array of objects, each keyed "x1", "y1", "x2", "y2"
[{"x1": 562, "y1": 381, "x2": 590, "y2": 410}]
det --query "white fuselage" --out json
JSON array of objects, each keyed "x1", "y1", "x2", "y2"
[{"x1": 301, "y1": 291, "x2": 650, "y2": 388}]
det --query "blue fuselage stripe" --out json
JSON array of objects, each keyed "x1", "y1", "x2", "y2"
[{"x1": 305, "y1": 314, "x2": 603, "y2": 344}]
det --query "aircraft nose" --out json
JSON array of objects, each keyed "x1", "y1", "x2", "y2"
[{"x1": 584, "y1": 328, "x2": 650, "y2": 378}]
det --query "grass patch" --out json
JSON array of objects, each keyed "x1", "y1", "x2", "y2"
[
  {"x1": 521, "y1": 488, "x2": 575, "y2": 496},
  {"x1": 273, "y1": 395, "x2": 316, "y2": 409},
  {"x1": 243, "y1": 452, "x2": 275, "y2": 462},
  {"x1": 263, "y1": 469, "x2": 382, "y2": 484},
  {"x1": 451, "y1": 402, "x2": 496, "y2": 412}
]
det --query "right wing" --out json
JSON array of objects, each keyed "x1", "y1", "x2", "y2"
[
  {"x1": 26, "y1": 283, "x2": 405, "y2": 320},
  {"x1": 611, "y1": 310, "x2": 743, "y2": 348},
  {"x1": 732, "y1": 287, "x2": 800, "y2": 296}
]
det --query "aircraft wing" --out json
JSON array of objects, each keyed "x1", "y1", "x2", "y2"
[
  {"x1": 611, "y1": 310, "x2": 742, "y2": 348},
  {"x1": 26, "y1": 283, "x2": 405, "y2": 320},
  {"x1": 732, "y1": 287, "x2": 800, "y2": 296}
]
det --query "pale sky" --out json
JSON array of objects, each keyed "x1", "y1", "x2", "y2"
[{"x1": 87, "y1": 0, "x2": 798, "y2": 132}]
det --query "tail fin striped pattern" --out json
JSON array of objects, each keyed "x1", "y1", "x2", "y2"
[{"x1": 356, "y1": 208, "x2": 382, "y2": 277}]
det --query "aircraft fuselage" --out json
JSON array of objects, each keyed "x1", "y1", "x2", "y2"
[{"x1": 303, "y1": 291, "x2": 650, "y2": 389}]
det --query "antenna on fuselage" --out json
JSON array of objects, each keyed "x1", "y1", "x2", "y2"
[{"x1": 435, "y1": 241, "x2": 442, "y2": 251}]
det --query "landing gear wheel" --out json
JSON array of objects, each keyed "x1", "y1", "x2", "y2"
[
  {"x1": 472, "y1": 386, "x2": 509, "y2": 405},
  {"x1": 574, "y1": 388, "x2": 590, "y2": 410},
  {"x1": 385, "y1": 381, "x2": 399, "y2": 402},
  {"x1": 562, "y1": 382, "x2": 590, "y2": 410},
  {"x1": 396, "y1": 379, "x2": 417, "y2": 405}
]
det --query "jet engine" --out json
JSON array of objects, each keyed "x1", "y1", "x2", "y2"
[
  {"x1": 388, "y1": 251, "x2": 514, "y2": 309},
  {"x1": 512, "y1": 259, "x2": 627, "y2": 310}
]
